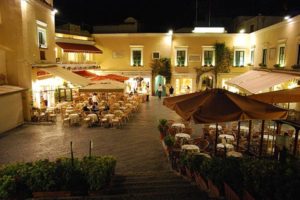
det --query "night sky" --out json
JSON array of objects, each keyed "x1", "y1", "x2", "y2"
[{"x1": 54, "y1": 0, "x2": 300, "y2": 32}]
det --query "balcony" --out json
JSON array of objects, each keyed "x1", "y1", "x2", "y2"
[{"x1": 57, "y1": 61, "x2": 100, "y2": 71}]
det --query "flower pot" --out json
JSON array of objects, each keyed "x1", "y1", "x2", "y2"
[
  {"x1": 32, "y1": 191, "x2": 71, "y2": 198},
  {"x1": 195, "y1": 172, "x2": 208, "y2": 192}
]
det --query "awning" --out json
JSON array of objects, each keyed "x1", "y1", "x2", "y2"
[
  {"x1": 56, "y1": 42, "x2": 103, "y2": 54},
  {"x1": 73, "y1": 70, "x2": 98, "y2": 78},
  {"x1": 79, "y1": 80, "x2": 125, "y2": 93},
  {"x1": 0, "y1": 85, "x2": 26, "y2": 96},
  {"x1": 249, "y1": 87, "x2": 300, "y2": 103},
  {"x1": 40, "y1": 66, "x2": 92, "y2": 86},
  {"x1": 226, "y1": 70, "x2": 299, "y2": 94}
]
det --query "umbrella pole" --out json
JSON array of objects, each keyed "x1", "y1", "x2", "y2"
[
  {"x1": 259, "y1": 120, "x2": 265, "y2": 157},
  {"x1": 247, "y1": 120, "x2": 252, "y2": 153},
  {"x1": 214, "y1": 123, "x2": 218, "y2": 155},
  {"x1": 293, "y1": 129, "x2": 299, "y2": 156},
  {"x1": 236, "y1": 121, "x2": 241, "y2": 152}
]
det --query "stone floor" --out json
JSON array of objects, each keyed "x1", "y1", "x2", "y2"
[{"x1": 0, "y1": 97, "x2": 195, "y2": 174}]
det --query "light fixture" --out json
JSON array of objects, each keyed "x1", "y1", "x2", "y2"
[
  {"x1": 168, "y1": 29, "x2": 173, "y2": 35},
  {"x1": 284, "y1": 15, "x2": 290, "y2": 20},
  {"x1": 192, "y1": 27, "x2": 225, "y2": 33},
  {"x1": 239, "y1": 29, "x2": 245, "y2": 33},
  {"x1": 52, "y1": 9, "x2": 58, "y2": 15}
]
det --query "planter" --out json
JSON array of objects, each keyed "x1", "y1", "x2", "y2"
[
  {"x1": 243, "y1": 190, "x2": 256, "y2": 200},
  {"x1": 32, "y1": 191, "x2": 71, "y2": 198},
  {"x1": 185, "y1": 167, "x2": 194, "y2": 180},
  {"x1": 207, "y1": 179, "x2": 220, "y2": 199},
  {"x1": 224, "y1": 182, "x2": 240, "y2": 200},
  {"x1": 194, "y1": 172, "x2": 208, "y2": 192}
]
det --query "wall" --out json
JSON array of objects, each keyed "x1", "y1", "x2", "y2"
[
  {"x1": 0, "y1": 93, "x2": 23, "y2": 134},
  {"x1": 251, "y1": 15, "x2": 300, "y2": 69}
]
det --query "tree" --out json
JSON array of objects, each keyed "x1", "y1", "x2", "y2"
[
  {"x1": 150, "y1": 58, "x2": 171, "y2": 83},
  {"x1": 214, "y1": 42, "x2": 233, "y2": 87}
]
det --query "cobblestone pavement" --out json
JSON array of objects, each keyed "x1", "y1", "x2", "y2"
[{"x1": 0, "y1": 97, "x2": 192, "y2": 174}]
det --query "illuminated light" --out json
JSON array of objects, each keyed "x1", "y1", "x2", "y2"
[
  {"x1": 168, "y1": 29, "x2": 173, "y2": 35},
  {"x1": 52, "y1": 9, "x2": 58, "y2": 15},
  {"x1": 239, "y1": 29, "x2": 245, "y2": 33},
  {"x1": 284, "y1": 15, "x2": 290, "y2": 20},
  {"x1": 192, "y1": 27, "x2": 225, "y2": 33}
]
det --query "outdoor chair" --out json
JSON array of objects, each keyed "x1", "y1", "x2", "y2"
[{"x1": 62, "y1": 117, "x2": 70, "y2": 127}]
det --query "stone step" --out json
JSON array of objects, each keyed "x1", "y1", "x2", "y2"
[{"x1": 112, "y1": 178, "x2": 192, "y2": 187}]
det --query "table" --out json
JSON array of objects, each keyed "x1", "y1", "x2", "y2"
[
  {"x1": 227, "y1": 151, "x2": 243, "y2": 158},
  {"x1": 66, "y1": 109, "x2": 74, "y2": 114},
  {"x1": 120, "y1": 106, "x2": 127, "y2": 110},
  {"x1": 193, "y1": 152, "x2": 211, "y2": 159},
  {"x1": 217, "y1": 143, "x2": 234, "y2": 151},
  {"x1": 69, "y1": 114, "x2": 80, "y2": 124},
  {"x1": 263, "y1": 135, "x2": 275, "y2": 141},
  {"x1": 104, "y1": 114, "x2": 115, "y2": 120},
  {"x1": 181, "y1": 144, "x2": 200, "y2": 153},
  {"x1": 172, "y1": 123, "x2": 185, "y2": 129},
  {"x1": 209, "y1": 124, "x2": 222, "y2": 130},
  {"x1": 218, "y1": 134, "x2": 235, "y2": 142},
  {"x1": 239, "y1": 126, "x2": 248, "y2": 131},
  {"x1": 175, "y1": 133, "x2": 191, "y2": 140},
  {"x1": 87, "y1": 113, "x2": 98, "y2": 123}
]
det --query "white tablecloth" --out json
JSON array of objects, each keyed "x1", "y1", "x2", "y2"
[
  {"x1": 172, "y1": 123, "x2": 185, "y2": 129},
  {"x1": 227, "y1": 151, "x2": 243, "y2": 158},
  {"x1": 181, "y1": 144, "x2": 200, "y2": 153},
  {"x1": 87, "y1": 114, "x2": 98, "y2": 123},
  {"x1": 218, "y1": 134, "x2": 235, "y2": 141},
  {"x1": 239, "y1": 126, "x2": 248, "y2": 131},
  {"x1": 69, "y1": 114, "x2": 80, "y2": 124},
  {"x1": 263, "y1": 135, "x2": 275, "y2": 141},
  {"x1": 209, "y1": 124, "x2": 222, "y2": 130},
  {"x1": 104, "y1": 114, "x2": 115, "y2": 119},
  {"x1": 217, "y1": 143, "x2": 234, "y2": 151},
  {"x1": 175, "y1": 133, "x2": 191, "y2": 140}
]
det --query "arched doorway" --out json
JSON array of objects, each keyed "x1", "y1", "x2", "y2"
[
  {"x1": 154, "y1": 75, "x2": 166, "y2": 96},
  {"x1": 200, "y1": 74, "x2": 214, "y2": 90}
]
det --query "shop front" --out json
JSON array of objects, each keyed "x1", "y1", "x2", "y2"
[{"x1": 172, "y1": 73, "x2": 196, "y2": 95}]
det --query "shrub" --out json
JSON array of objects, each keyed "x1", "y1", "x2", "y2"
[
  {"x1": 158, "y1": 119, "x2": 169, "y2": 137},
  {"x1": 0, "y1": 175, "x2": 16, "y2": 199},
  {"x1": 163, "y1": 134, "x2": 175, "y2": 148}
]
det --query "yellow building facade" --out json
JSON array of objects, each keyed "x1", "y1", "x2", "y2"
[{"x1": 0, "y1": 0, "x2": 55, "y2": 132}]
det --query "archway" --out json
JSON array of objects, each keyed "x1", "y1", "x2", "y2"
[
  {"x1": 200, "y1": 73, "x2": 214, "y2": 90},
  {"x1": 154, "y1": 75, "x2": 166, "y2": 96}
]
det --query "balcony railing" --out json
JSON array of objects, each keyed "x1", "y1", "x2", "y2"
[{"x1": 57, "y1": 62, "x2": 100, "y2": 70}]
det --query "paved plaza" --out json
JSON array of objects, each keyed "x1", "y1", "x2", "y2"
[{"x1": 0, "y1": 97, "x2": 187, "y2": 174}]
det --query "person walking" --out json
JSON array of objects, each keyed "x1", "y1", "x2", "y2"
[
  {"x1": 146, "y1": 85, "x2": 150, "y2": 101},
  {"x1": 169, "y1": 86, "x2": 174, "y2": 97},
  {"x1": 157, "y1": 84, "x2": 163, "y2": 99}
]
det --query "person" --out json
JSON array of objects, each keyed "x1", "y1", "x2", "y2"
[
  {"x1": 92, "y1": 93, "x2": 99, "y2": 104},
  {"x1": 169, "y1": 86, "x2": 174, "y2": 97},
  {"x1": 157, "y1": 84, "x2": 163, "y2": 99},
  {"x1": 186, "y1": 85, "x2": 190, "y2": 93},
  {"x1": 146, "y1": 85, "x2": 150, "y2": 101},
  {"x1": 92, "y1": 102, "x2": 99, "y2": 112},
  {"x1": 82, "y1": 104, "x2": 90, "y2": 112}
]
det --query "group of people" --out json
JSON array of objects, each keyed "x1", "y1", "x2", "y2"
[
  {"x1": 156, "y1": 84, "x2": 190, "y2": 99},
  {"x1": 83, "y1": 93, "x2": 110, "y2": 113}
]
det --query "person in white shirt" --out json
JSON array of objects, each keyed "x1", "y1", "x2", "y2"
[
  {"x1": 157, "y1": 84, "x2": 163, "y2": 99},
  {"x1": 92, "y1": 93, "x2": 99, "y2": 104},
  {"x1": 146, "y1": 85, "x2": 150, "y2": 101}
]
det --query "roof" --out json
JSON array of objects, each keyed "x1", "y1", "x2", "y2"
[{"x1": 56, "y1": 42, "x2": 103, "y2": 53}]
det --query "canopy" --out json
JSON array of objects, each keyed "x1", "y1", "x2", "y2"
[
  {"x1": 249, "y1": 87, "x2": 300, "y2": 104},
  {"x1": 56, "y1": 42, "x2": 103, "y2": 54},
  {"x1": 163, "y1": 89, "x2": 288, "y2": 123},
  {"x1": 41, "y1": 66, "x2": 92, "y2": 86},
  {"x1": 79, "y1": 80, "x2": 125, "y2": 92},
  {"x1": 73, "y1": 70, "x2": 98, "y2": 78},
  {"x1": 226, "y1": 70, "x2": 299, "y2": 94},
  {"x1": 91, "y1": 74, "x2": 129, "y2": 82}
]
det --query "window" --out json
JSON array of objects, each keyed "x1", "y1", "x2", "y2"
[
  {"x1": 68, "y1": 53, "x2": 78, "y2": 62},
  {"x1": 234, "y1": 50, "x2": 245, "y2": 66},
  {"x1": 298, "y1": 45, "x2": 300, "y2": 65},
  {"x1": 250, "y1": 49, "x2": 254, "y2": 65},
  {"x1": 130, "y1": 46, "x2": 143, "y2": 66},
  {"x1": 175, "y1": 48, "x2": 187, "y2": 67},
  {"x1": 40, "y1": 51, "x2": 46, "y2": 60},
  {"x1": 152, "y1": 52, "x2": 160, "y2": 60},
  {"x1": 278, "y1": 45, "x2": 285, "y2": 66},
  {"x1": 202, "y1": 46, "x2": 215, "y2": 66},
  {"x1": 83, "y1": 53, "x2": 93, "y2": 61},
  {"x1": 37, "y1": 27, "x2": 47, "y2": 48},
  {"x1": 250, "y1": 24, "x2": 254, "y2": 33},
  {"x1": 262, "y1": 49, "x2": 268, "y2": 66}
]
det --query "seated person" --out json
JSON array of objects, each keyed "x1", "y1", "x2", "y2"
[
  {"x1": 92, "y1": 102, "x2": 100, "y2": 112},
  {"x1": 103, "y1": 103, "x2": 110, "y2": 111},
  {"x1": 82, "y1": 104, "x2": 90, "y2": 112}
]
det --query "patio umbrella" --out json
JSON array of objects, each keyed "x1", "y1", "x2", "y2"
[
  {"x1": 163, "y1": 89, "x2": 288, "y2": 155},
  {"x1": 73, "y1": 70, "x2": 98, "y2": 78},
  {"x1": 249, "y1": 87, "x2": 300, "y2": 104},
  {"x1": 164, "y1": 89, "x2": 288, "y2": 123}
]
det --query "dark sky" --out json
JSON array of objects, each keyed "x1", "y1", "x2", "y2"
[{"x1": 54, "y1": 0, "x2": 300, "y2": 32}]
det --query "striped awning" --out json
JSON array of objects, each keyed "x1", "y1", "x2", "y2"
[{"x1": 56, "y1": 42, "x2": 103, "y2": 54}]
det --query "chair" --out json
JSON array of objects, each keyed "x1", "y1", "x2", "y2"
[
  {"x1": 195, "y1": 139, "x2": 209, "y2": 152},
  {"x1": 62, "y1": 117, "x2": 70, "y2": 127}
]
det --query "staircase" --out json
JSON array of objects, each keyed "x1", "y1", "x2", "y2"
[{"x1": 96, "y1": 171, "x2": 209, "y2": 200}]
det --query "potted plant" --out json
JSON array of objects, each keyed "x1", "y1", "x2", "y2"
[
  {"x1": 0, "y1": 175, "x2": 16, "y2": 199},
  {"x1": 157, "y1": 119, "x2": 169, "y2": 139},
  {"x1": 273, "y1": 64, "x2": 284, "y2": 69},
  {"x1": 292, "y1": 64, "x2": 300, "y2": 70},
  {"x1": 163, "y1": 134, "x2": 175, "y2": 152},
  {"x1": 259, "y1": 63, "x2": 267, "y2": 68}
]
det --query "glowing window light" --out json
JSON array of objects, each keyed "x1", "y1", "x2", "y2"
[
  {"x1": 192, "y1": 27, "x2": 225, "y2": 33},
  {"x1": 239, "y1": 29, "x2": 245, "y2": 33}
]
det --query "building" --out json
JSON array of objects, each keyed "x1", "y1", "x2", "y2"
[
  {"x1": 0, "y1": 0, "x2": 56, "y2": 133},
  {"x1": 93, "y1": 17, "x2": 139, "y2": 33}
]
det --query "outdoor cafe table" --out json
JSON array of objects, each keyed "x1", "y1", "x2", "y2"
[
  {"x1": 87, "y1": 113, "x2": 98, "y2": 123},
  {"x1": 181, "y1": 144, "x2": 200, "y2": 153},
  {"x1": 193, "y1": 152, "x2": 212, "y2": 159},
  {"x1": 175, "y1": 133, "x2": 191, "y2": 140},
  {"x1": 119, "y1": 106, "x2": 127, "y2": 111},
  {"x1": 226, "y1": 151, "x2": 243, "y2": 158},
  {"x1": 172, "y1": 123, "x2": 185, "y2": 133},
  {"x1": 218, "y1": 134, "x2": 235, "y2": 142},
  {"x1": 217, "y1": 143, "x2": 234, "y2": 151},
  {"x1": 209, "y1": 124, "x2": 222, "y2": 130},
  {"x1": 263, "y1": 135, "x2": 275, "y2": 141},
  {"x1": 239, "y1": 126, "x2": 248, "y2": 131},
  {"x1": 104, "y1": 114, "x2": 115, "y2": 120},
  {"x1": 69, "y1": 114, "x2": 80, "y2": 124}
]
